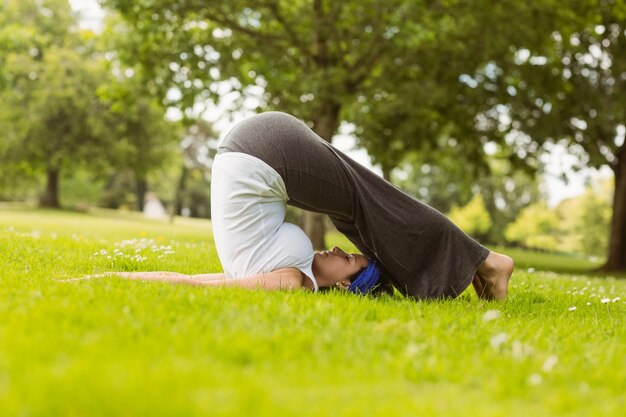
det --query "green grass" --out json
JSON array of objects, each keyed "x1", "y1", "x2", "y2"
[
  {"x1": 493, "y1": 246, "x2": 604, "y2": 275},
  {"x1": 1, "y1": 207, "x2": 624, "y2": 416}
]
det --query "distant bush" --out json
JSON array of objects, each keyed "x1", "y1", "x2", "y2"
[
  {"x1": 448, "y1": 194, "x2": 492, "y2": 240},
  {"x1": 504, "y1": 178, "x2": 612, "y2": 258},
  {"x1": 505, "y1": 202, "x2": 561, "y2": 251}
]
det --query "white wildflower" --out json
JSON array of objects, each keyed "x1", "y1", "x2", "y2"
[
  {"x1": 568, "y1": 306, "x2": 576, "y2": 311},
  {"x1": 600, "y1": 298, "x2": 610, "y2": 304},
  {"x1": 528, "y1": 373, "x2": 542, "y2": 385},
  {"x1": 511, "y1": 340, "x2": 533, "y2": 359},
  {"x1": 612, "y1": 297, "x2": 621, "y2": 302},
  {"x1": 490, "y1": 333, "x2": 508, "y2": 348},
  {"x1": 527, "y1": 267, "x2": 536, "y2": 273},
  {"x1": 404, "y1": 343, "x2": 421, "y2": 357},
  {"x1": 542, "y1": 355, "x2": 558, "y2": 373},
  {"x1": 482, "y1": 309, "x2": 501, "y2": 322}
]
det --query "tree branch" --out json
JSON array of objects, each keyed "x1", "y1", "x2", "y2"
[
  {"x1": 266, "y1": 2, "x2": 310, "y2": 57},
  {"x1": 202, "y1": 10, "x2": 288, "y2": 46},
  {"x1": 312, "y1": 0, "x2": 328, "y2": 66}
]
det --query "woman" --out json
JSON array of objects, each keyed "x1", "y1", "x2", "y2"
[{"x1": 84, "y1": 112, "x2": 513, "y2": 300}]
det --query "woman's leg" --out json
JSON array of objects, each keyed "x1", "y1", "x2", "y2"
[{"x1": 219, "y1": 112, "x2": 357, "y2": 218}]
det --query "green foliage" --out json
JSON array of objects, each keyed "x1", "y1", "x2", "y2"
[
  {"x1": 576, "y1": 191, "x2": 612, "y2": 257},
  {"x1": 394, "y1": 151, "x2": 540, "y2": 244},
  {"x1": 180, "y1": 169, "x2": 212, "y2": 218},
  {"x1": 503, "y1": 178, "x2": 613, "y2": 258},
  {"x1": 99, "y1": 0, "x2": 538, "y2": 147},
  {"x1": 505, "y1": 203, "x2": 562, "y2": 251},
  {"x1": 0, "y1": 0, "x2": 181, "y2": 209},
  {"x1": 485, "y1": 1, "x2": 626, "y2": 268},
  {"x1": 97, "y1": 73, "x2": 180, "y2": 181},
  {"x1": 0, "y1": 161, "x2": 42, "y2": 201},
  {"x1": 101, "y1": 0, "x2": 570, "y2": 247},
  {"x1": 1, "y1": 45, "x2": 110, "y2": 170},
  {"x1": 98, "y1": 170, "x2": 137, "y2": 209},
  {"x1": 100, "y1": 0, "x2": 435, "y2": 126},
  {"x1": 0, "y1": 208, "x2": 624, "y2": 416},
  {"x1": 493, "y1": 2, "x2": 625, "y2": 172},
  {"x1": 59, "y1": 169, "x2": 107, "y2": 209},
  {"x1": 448, "y1": 194, "x2": 492, "y2": 239},
  {"x1": 556, "y1": 179, "x2": 613, "y2": 257},
  {"x1": 0, "y1": 1, "x2": 110, "y2": 206}
]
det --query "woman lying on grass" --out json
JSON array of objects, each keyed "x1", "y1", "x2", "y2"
[{"x1": 80, "y1": 112, "x2": 514, "y2": 300}]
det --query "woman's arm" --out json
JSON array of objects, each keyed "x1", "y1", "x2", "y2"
[
  {"x1": 63, "y1": 269, "x2": 304, "y2": 290},
  {"x1": 201, "y1": 268, "x2": 304, "y2": 290},
  {"x1": 191, "y1": 273, "x2": 226, "y2": 281}
]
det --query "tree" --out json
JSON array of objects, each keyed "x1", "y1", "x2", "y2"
[
  {"x1": 0, "y1": 0, "x2": 179, "y2": 209},
  {"x1": 0, "y1": 0, "x2": 107, "y2": 207},
  {"x1": 172, "y1": 118, "x2": 218, "y2": 219},
  {"x1": 97, "y1": 74, "x2": 180, "y2": 211},
  {"x1": 100, "y1": 0, "x2": 545, "y2": 249},
  {"x1": 488, "y1": 1, "x2": 626, "y2": 270},
  {"x1": 0, "y1": 45, "x2": 111, "y2": 207}
]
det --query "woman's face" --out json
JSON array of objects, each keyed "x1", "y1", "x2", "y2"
[{"x1": 312, "y1": 246, "x2": 369, "y2": 288}]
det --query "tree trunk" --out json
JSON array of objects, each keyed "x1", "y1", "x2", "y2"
[
  {"x1": 170, "y1": 165, "x2": 189, "y2": 223},
  {"x1": 302, "y1": 210, "x2": 326, "y2": 250},
  {"x1": 304, "y1": 99, "x2": 342, "y2": 250},
  {"x1": 136, "y1": 177, "x2": 147, "y2": 212},
  {"x1": 603, "y1": 156, "x2": 626, "y2": 272},
  {"x1": 39, "y1": 168, "x2": 60, "y2": 208}
]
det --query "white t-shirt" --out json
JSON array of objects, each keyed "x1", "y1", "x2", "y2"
[{"x1": 210, "y1": 152, "x2": 319, "y2": 291}]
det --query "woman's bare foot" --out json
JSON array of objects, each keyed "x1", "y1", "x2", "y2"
[
  {"x1": 472, "y1": 274, "x2": 486, "y2": 298},
  {"x1": 474, "y1": 251, "x2": 514, "y2": 300}
]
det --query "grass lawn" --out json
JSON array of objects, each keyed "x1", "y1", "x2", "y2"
[{"x1": 1, "y1": 206, "x2": 624, "y2": 416}]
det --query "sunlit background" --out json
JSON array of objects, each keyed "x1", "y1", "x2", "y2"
[{"x1": 1, "y1": 0, "x2": 624, "y2": 269}]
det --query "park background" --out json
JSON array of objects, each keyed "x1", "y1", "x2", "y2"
[{"x1": 1, "y1": 1, "x2": 625, "y2": 416}]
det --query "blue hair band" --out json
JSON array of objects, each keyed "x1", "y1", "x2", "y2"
[{"x1": 348, "y1": 259, "x2": 381, "y2": 294}]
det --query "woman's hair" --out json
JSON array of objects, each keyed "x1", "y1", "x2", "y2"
[{"x1": 317, "y1": 266, "x2": 366, "y2": 293}]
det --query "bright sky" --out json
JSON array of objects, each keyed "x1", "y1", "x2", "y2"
[{"x1": 69, "y1": 0, "x2": 613, "y2": 207}]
